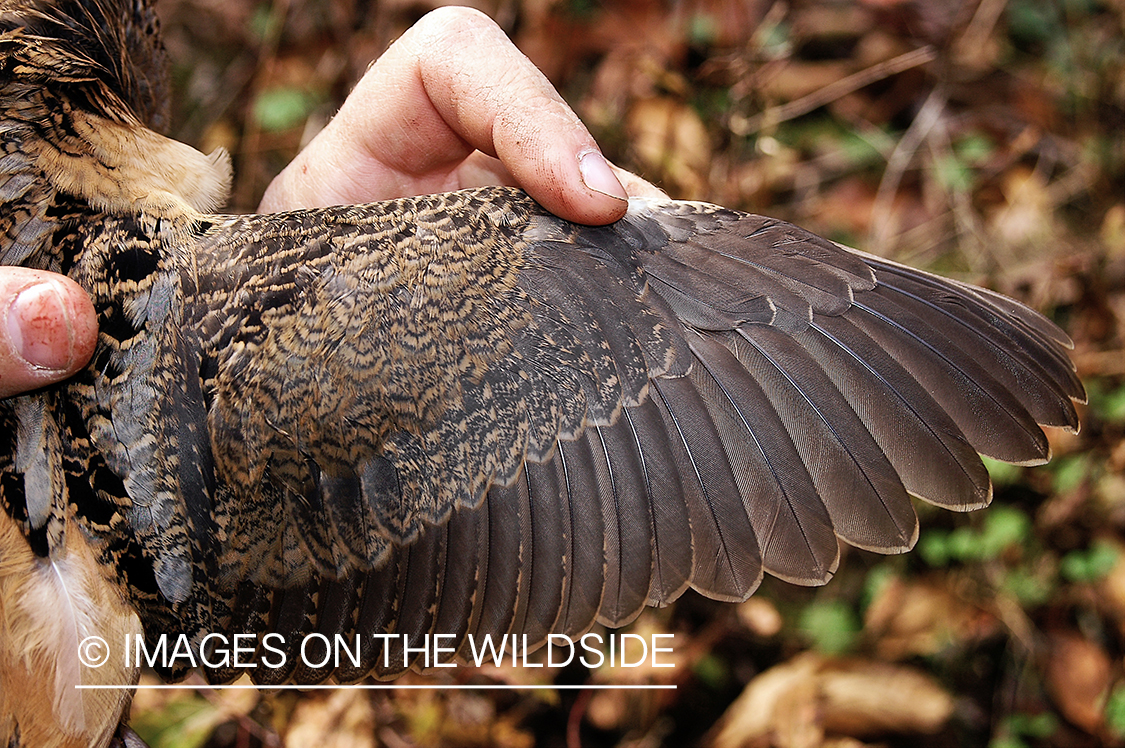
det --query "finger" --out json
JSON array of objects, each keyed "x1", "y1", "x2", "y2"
[
  {"x1": 0, "y1": 268, "x2": 97, "y2": 398},
  {"x1": 409, "y1": 8, "x2": 629, "y2": 223},
  {"x1": 263, "y1": 7, "x2": 629, "y2": 225}
]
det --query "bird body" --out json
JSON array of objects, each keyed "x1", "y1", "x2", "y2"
[{"x1": 0, "y1": 1, "x2": 1085, "y2": 746}]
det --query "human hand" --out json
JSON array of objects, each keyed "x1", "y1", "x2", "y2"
[
  {"x1": 259, "y1": 6, "x2": 663, "y2": 222},
  {"x1": 0, "y1": 268, "x2": 97, "y2": 398}
]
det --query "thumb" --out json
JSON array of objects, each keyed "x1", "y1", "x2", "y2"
[{"x1": 0, "y1": 268, "x2": 97, "y2": 398}]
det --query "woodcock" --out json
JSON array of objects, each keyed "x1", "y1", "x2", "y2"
[{"x1": 0, "y1": 1, "x2": 1086, "y2": 746}]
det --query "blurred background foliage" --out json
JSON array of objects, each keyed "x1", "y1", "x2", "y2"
[{"x1": 139, "y1": 0, "x2": 1124, "y2": 745}]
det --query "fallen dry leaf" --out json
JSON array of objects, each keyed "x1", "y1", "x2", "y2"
[
  {"x1": 284, "y1": 689, "x2": 376, "y2": 748},
  {"x1": 864, "y1": 576, "x2": 998, "y2": 660},
  {"x1": 738, "y1": 597, "x2": 784, "y2": 638},
  {"x1": 757, "y1": 61, "x2": 857, "y2": 105},
  {"x1": 709, "y1": 652, "x2": 954, "y2": 748},
  {"x1": 988, "y1": 165, "x2": 1055, "y2": 250},
  {"x1": 1045, "y1": 630, "x2": 1113, "y2": 735}
]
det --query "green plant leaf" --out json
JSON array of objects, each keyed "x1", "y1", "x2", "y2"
[
  {"x1": 798, "y1": 599, "x2": 859, "y2": 655},
  {"x1": 253, "y1": 87, "x2": 315, "y2": 132}
]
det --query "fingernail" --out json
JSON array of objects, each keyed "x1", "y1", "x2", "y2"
[
  {"x1": 7, "y1": 281, "x2": 73, "y2": 371},
  {"x1": 578, "y1": 149, "x2": 628, "y2": 201}
]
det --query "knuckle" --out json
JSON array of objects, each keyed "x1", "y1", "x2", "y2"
[{"x1": 417, "y1": 6, "x2": 502, "y2": 42}]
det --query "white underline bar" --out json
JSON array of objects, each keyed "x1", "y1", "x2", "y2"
[{"x1": 77, "y1": 684, "x2": 676, "y2": 690}]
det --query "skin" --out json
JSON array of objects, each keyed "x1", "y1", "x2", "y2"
[{"x1": 0, "y1": 6, "x2": 661, "y2": 400}]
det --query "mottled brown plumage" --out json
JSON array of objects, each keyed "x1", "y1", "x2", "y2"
[{"x1": 0, "y1": 1, "x2": 1085, "y2": 746}]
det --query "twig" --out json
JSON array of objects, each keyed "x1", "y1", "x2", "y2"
[
  {"x1": 739, "y1": 45, "x2": 938, "y2": 136},
  {"x1": 927, "y1": 124, "x2": 991, "y2": 274},
  {"x1": 956, "y1": 0, "x2": 1010, "y2": 64},
  {"x1": 567, "y1": 689, "x2": 593, "y2": 748},
  {"x1": 869, "y1": 85, "x2": 949, "y2": 254}
]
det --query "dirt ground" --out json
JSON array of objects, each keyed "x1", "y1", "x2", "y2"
[{"x1": 131, "y1": 1, "x2": 1125, "y2": 746}]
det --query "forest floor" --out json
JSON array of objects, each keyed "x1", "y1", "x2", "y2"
[{"x1": 134, "y1": 1, "x2": 1124, "y2": 746}]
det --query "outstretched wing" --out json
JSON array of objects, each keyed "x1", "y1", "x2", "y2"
[{"x1": 86, "y1": 185, "x2": 1077, "y2": 683}]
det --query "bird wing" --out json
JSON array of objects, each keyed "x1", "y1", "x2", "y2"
[{"x1": 43, "y1": 185, "x2": 1081, "y2": 683}]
